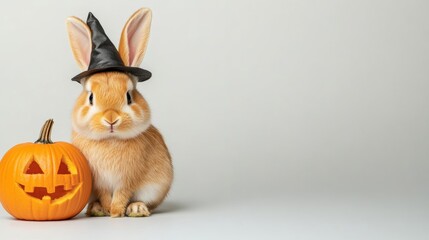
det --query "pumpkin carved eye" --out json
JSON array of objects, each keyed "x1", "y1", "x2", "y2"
[
  {"x1": 25, "y1": 160, "x2": 44, "y2": 174},
  {"x1": 57, "y1": 161, "x2": 71, "y2": 174}
]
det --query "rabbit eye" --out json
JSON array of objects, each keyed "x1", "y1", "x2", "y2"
[
  {"x1": 89, "y1": 92, "x2": 93, "y2": 105},
  {"x1": 127, "y1": 92, "x2": 132, "y2": 105}
]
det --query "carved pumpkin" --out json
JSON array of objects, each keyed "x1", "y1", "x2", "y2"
[{"x1": 0, "y1": 119, "x2": 92, "y2": 220}]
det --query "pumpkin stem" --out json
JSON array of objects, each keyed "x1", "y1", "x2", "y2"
[{"x1": 35, "y1": 119, "x2": 54, "y2": 144}]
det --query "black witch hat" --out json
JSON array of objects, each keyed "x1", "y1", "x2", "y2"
[{"x1": 71, "y1": 12, "x2": 151, "y2": 82}]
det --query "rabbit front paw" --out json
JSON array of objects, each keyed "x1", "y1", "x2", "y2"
[
  {"x1": 126, "y1": 202, "x2": 151, "y2": 217},
  {"x1": 86, "y1": 201, "x2": 109, "y2": 217},
  {"x1": 110, "y1": 205, "x2": 126, "y2": 218}
]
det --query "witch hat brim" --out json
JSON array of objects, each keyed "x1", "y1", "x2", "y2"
[
  {"x1": 71, "y1": 66, "x2": 151, "y2": 82},
  {"x1": 71, "y1": 12, "x2": 151, "y2": 82}
]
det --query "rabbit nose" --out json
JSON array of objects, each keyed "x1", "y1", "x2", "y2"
[
  {"x1": 103, "y1": 110, "x2": 120, "y2": 125},
  {"x1": 104, "y1": 119, "x2": 119, "y2": 126}
]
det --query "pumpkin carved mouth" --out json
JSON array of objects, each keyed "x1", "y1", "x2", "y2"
[{"x1": 18, "y1": 184, "x2": 75, "y2": 201}]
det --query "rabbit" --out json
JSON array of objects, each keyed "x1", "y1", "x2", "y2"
[{"x1": 65, "y1": 8, "x2": 173, "y2": 217}]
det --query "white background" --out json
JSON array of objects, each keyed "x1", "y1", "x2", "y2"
[{"x1": 0, "y1": 0, "x2": 428, "y2": 239}]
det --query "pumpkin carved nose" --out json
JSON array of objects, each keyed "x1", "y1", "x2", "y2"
[{"x1": 103, "y1": 110, "x2": 120, "y2": 125}]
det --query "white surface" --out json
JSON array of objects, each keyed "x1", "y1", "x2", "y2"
[
  {"x1": 0, "y1": 0, "x2": 428, "y2": 239},
  {"x1": 0, "y1": 194, "x2": 428, "y2": 240}
]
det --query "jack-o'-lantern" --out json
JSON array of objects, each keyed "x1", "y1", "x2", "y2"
[{"x1": 0, "y1": 119, "x2": 92, "y2": 220}]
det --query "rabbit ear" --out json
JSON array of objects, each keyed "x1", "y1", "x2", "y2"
[
  {"x1": 119, "y1": 8, "x2": 152, "y2": 67},
  {"x1": 66, "y1": 17, "x2": 92, "y2": 70}
]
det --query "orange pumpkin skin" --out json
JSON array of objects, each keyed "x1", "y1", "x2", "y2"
[{"x1": 0, "y1": 120, "x2": 92, "y2": 220}]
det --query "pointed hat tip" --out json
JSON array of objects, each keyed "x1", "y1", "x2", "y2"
[{"x1": 87, "y1": 12, "x2": 96, "y2": 22}]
